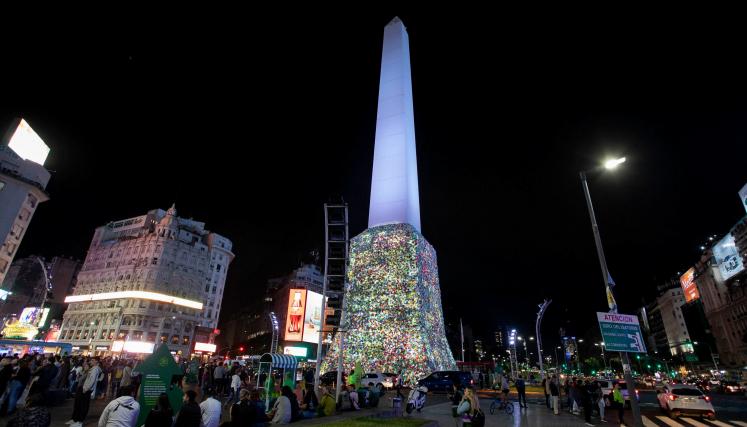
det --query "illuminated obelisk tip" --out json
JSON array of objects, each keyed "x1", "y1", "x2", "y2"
[{"x1": 368, "y1": 16, "x2": 421, "y2": 233}]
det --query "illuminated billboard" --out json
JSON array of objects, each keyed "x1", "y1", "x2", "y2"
[
  {"x1": 285, "y1": 289, "x2": 307, "y2": 342},
  {"x1": 679, "y1": 268, "x2": 700, "y2": 303},
  {"x1": 194, "y1": 342, "x2": 217, "y2": 353},
  {"x1": 713, "y1": 233, "x2": 744, "y2": 282},
  {"x1": 284, "y1": 346, "x2": 308, "y2": 357},
  {"x1": 7, "y1": 119, "x2": 50, "y2": 166},
  {"x1": 19, "y1": 307, "x2": 50, "y2": 328},
  {"x1": 302, "y1": 291, "x2": 325, "y2": 344}
]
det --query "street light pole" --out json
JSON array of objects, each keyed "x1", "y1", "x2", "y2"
[
  {"x1": 536, "y1": 300, "x2": 551, "y2": 379},
  {"x1": 580, "y1": 160, "x2": 643, "y2": 427}
]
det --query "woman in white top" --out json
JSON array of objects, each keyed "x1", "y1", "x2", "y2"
[{"x1": 268, "y1": 393, "x2": 291, "y2": 424}]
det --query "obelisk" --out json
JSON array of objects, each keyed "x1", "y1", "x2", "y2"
[{"x1": 322, "y1": 17, "x2": 456, "y2": 385}]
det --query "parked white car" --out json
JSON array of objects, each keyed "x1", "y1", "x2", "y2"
[
  {"x1": 362, "y1": 372, "x2": 394, "y2": 389},
  {"x1": 657, "y1": 384, "x2": 715, "y2": 420}
]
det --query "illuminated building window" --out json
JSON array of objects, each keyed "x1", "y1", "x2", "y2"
[
  {"x1": 182, "y1": 336, "x2": 189, "y2": 345},
  {"x1": 171, "y1": 335, "x2": 179, "y2": 344}
]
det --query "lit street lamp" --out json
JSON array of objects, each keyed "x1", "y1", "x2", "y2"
[
  {"x1": 595, "y1": 342, "x2": 608, "y2": 374},
  {"x1": 580, "y1": 156, "x2": 643, "y2": 427}
]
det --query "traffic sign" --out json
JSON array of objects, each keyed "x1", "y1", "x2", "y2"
[{"x1": 596, "y1": 312, "x2": 647, "y2": 353}]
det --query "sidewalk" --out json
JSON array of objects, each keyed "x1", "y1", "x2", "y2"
[{"x1": 411, "y1": 398, "x2": 598, "y2": 426}]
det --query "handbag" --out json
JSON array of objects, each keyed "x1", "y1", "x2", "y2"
[{"x1": 470, "y1": 409, "x2": 485, "y2": 427}]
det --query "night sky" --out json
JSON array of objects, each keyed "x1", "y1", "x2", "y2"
[{"x1": 3, "y1": 11, "x2": 747, "y2": 354}]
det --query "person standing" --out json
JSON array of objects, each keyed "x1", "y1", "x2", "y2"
[
  {"x1": 212, "y1": 362, "x2": 225, "y2": 396},
  {"x1": 578, "y1": 380, "x2": 594, "y2": 426},
  {"x1": 69, "y1": 358, "x2": 102, "y2": 427},
  {"x1": 200, "y1": 389, "x2": 222, "y2": 427},
  {"x1": 594, "y1": 381, "x2": 607, "y2": 423},
  {"x1": 97, "y1": 385, "x2": 140, "y2": 427},
  {"x1": 543, "y1": 376, "x2": 551, "y2": 409},
  {"x1": 550, "y1": 375, "x2": 560, "y2": 415},
  {"x1": 174, "y1": 390, "x2": 201, "y2": 427},
  {"x1": 612, "y1": 382, "x2": 624, "y2": 425},
  {"x1": 6, "y1": 360, "x2": 31, "y2": 414},
  {"x1": 515, "y1": 375, "x2": 527, "y2": 408}
]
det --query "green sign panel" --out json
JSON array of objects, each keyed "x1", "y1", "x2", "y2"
[
  {"x1": 135, "y1": 345, "x2": 185, "y2": 427},
  {"x1": 685, "y1": 353, "x2": 699, "y2": 362},
  {"x1": 596, "y1": 312, "x2": 647, "y2": 353}
]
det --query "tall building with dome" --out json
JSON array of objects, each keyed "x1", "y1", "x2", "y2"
[{"x1": 58, "y1": 204, "x2": 233, "y2": 356}]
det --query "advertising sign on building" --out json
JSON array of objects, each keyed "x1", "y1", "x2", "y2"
[
  {"x1": 302, "y1": 291, "x2": 325, "y2": 344},
  {"x1": 7, "y1": 119, "x2": 50, "y2": 166},
  {"x1": 19, "y1": 307, "x2": 50, "y2": 328},
  {"x1": 679, "y1": 268, "x2": 700, "y2": 303},
  {"x1": 713, "y1": 233, "x2": 744, "y2": 282},
  {"x1": 285, "y1": 289, "x2": 307, "y2": 342},
  {"x1": 596, "y1": 312, "x2": 646, "y2": 353}
]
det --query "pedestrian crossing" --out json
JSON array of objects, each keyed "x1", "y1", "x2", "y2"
[{"x1": 637, "y1": 415, "x2": 747, "y2": 427}]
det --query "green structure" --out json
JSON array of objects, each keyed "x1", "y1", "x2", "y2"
[{"x1": 135, "y1": 345, "x2": 184, "y2": 427}]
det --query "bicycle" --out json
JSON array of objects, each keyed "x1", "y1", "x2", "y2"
[{"x1": 489, "y1": 393, "x2": 514, "y2": 415}]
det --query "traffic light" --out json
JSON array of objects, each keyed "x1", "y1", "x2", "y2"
[
  {"x1": 646, "y1": 364, "x2": 651, "y2": 369},
  {"x1": 239, "y1": 346, "x2": 244, "y2": 352},
  {"x1": 591, "y1": 370, "x2": 596, "y2": 375},
  {"x1": 636, "y1": 355, "x2": 641, "y2": 360}
]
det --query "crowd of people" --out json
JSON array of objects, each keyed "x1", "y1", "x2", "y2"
[
  {"x1": 541, "y1": 374, "x2": 626, "y2": 425},
  {"x1": 0, "y1": 353, "x2": 403, "y2": 427}
]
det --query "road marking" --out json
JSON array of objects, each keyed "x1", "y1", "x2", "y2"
[
  {"x1": 731, "y1": 422, "x2": 747, "y2": 427},
  {"x1": 680, "y1": 418, "x2": 710, "y2": 427},
  {"x1": 707, "y1": 420, "x2": 737, "y2": 427},
  {"x1": 642, "y1": 415, "x2": 660, "y2": 427},
  {"x1": 656, "y1": 416, "x2": 686, "y2": 426}
]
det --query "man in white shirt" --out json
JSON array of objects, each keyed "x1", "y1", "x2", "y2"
[
  {"x1": 199, "y1": 390, "x2": 222, "y2": 427},
  {"x1": 68, "y1": 359, "x2": 103, "y2": 427},
  {"x1": 97, "y1": 385, "x2": 140, "y2": 427}
]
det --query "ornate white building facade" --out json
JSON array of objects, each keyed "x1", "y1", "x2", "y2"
[{"x1": 59, "y1": 205, "x2": 233, "y2": 356}]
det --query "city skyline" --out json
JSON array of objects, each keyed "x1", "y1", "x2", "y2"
[{"x1": 3, "y1": 12, "x2": 747, "y2": 348}]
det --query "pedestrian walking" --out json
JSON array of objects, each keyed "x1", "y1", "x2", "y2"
[{"x1": 543, "y1": 377, "x2": 550, "y2": 408}]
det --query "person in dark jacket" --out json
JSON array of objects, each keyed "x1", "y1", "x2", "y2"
[
  {"x1": 550, "y1": 375, "x2": 560, "y2": 415},
  {"x1": 578, "y1": 380, "x2": 593, "y2": 426},
  {"x1": 174, "y1": 390, "x2": 201, "y2": 427},
  {"x1": 7, "y1": 360, "x2": 32, "y2": 415},
  {"x1": 145, "y1": 392, "x2": 174, "y2": 427},
  {"x1": 230, "y1": 389, "x2": 257, "y2": 426}
]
